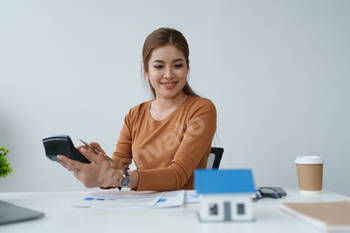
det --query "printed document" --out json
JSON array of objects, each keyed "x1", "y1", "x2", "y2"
[
  {"x1": 184, "y1": 190, "x2": 199, "y2": 203},
  {"x1": 73, "y1": 190, "x2": 165, "y2": 209},
  {"x1": 73, "y1": 189, "x2": 185, "y2": 209}
]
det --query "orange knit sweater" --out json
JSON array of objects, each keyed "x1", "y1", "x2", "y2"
[{"x1": 110, "y1": 96, "x2": 217, "y2": 191}]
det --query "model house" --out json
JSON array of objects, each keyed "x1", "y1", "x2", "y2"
[{"x1": 194, "y1": 169, "x2": 256, "y2": 222}]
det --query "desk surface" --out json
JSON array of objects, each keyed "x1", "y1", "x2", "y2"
[{"x1": 0, "y1": 188, "x2": 349, "y2": 233}]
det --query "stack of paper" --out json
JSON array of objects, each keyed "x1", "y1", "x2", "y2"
[{"x1": 280, "y1": 200, "x2": 350, "y2": 232}]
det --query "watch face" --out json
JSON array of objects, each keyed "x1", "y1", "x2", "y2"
[{"x1": 120, "y1": 176, "x2": 131, "y2": 187}]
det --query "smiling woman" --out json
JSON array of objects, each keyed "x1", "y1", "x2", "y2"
[
  {"x1": 147, "y1": 44, "x2": 189, "y2": 120},
  {"x1": 142, "y1": 28, "x2": 198, "y2": 99},
  {"x1": 58, "y1": 27, "x2": 217, "y2": 191}
]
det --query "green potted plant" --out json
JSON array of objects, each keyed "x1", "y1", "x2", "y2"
[{"x1": 0, "y1": 146, "x2": 13, "y2": 178}]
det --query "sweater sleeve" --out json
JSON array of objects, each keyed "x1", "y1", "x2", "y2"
[
  {"x1": 110, "y1": 109, "x2": 133, "y2": 171},
  {"x1": 136, "y1": 99, "x2": 217, "y2": 191}
]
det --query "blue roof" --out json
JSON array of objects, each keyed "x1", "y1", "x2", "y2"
[{"x1": 194, "y1": 169, "x2": 256, "y2": 194}]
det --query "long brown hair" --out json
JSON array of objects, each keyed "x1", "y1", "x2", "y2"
[{"x1": 142, "y1": 27, "x2": 199, "y2": 98}]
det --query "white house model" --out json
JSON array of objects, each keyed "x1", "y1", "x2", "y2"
[{"x1": 194, "y1": 169, "x2": 256, "y2": 222}]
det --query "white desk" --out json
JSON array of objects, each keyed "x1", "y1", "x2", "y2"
[{"x1": 0, "y1": 188, "x2": 349, "y2": 233}]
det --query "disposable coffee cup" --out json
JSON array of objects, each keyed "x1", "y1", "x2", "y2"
[{"x1": 295, "y1": 156, "x2": 324, "y2": 194}]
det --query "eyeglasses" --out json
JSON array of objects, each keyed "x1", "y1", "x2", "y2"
[{"x1": 252, "y1": 187, "x2": 282, "y2": 202}]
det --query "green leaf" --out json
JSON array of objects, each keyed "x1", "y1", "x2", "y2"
[{"x1": 0, "y1": 146, "x2": 12, "y2": 178}]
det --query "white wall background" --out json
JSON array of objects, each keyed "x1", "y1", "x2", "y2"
[{"x1": 1, "y1": 0, "x2": 349, "y2": 196}]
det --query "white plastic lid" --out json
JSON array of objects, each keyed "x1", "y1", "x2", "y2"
[{"x1": 295, "y1": 156, "x2": 324, "y2": 164}]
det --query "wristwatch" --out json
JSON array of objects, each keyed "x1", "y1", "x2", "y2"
[{"x1": 118, "y1": 170, "x2": 131, "y2": 189}]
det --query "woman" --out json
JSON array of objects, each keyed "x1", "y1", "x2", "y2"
[{"x1": 58, "y1": 28, "x2": 217, "y2": 191}]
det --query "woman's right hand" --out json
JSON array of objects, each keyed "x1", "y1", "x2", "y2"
[{"x1": 59, "y1": 142, "x2": 120, "y2": 188}]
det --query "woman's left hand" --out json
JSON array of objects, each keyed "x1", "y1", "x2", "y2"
[{"x1": 57, "y1": 145, "x2": 119, "y2": 188}]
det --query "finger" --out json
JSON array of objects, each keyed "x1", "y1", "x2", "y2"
[
  {"x1": 57, "y1": 155, "x2": 82, "y2": 171},
  {"x1": 79, "y1": 147, "x2": 103, "y2": 164},
  {"x1": 90, "y1": 142, "x2": 105, "y2": 154},
  {"x1": 89, "y1": 142, "x2": 108, "y2": 161},
  {"x1": 73, "y1": 168, "x2": 80, "y2": 177},
  {"x1": 76, "y1": 145, "x2": 89, "y2": 151},
  {"x1": 98, "y1": 151, "x2": 108, "y2": 161},
  {"x1": 57, "y1": 156, "x2": 83, "y2": 180}
]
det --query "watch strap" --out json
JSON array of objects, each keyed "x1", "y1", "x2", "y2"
[{"x1": 123, "y1": 170, "x2": 129, "y2": 177}]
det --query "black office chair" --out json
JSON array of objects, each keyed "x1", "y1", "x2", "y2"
[{"x1": 206, "y1": 147, "x2": 224, "y2": 169}]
